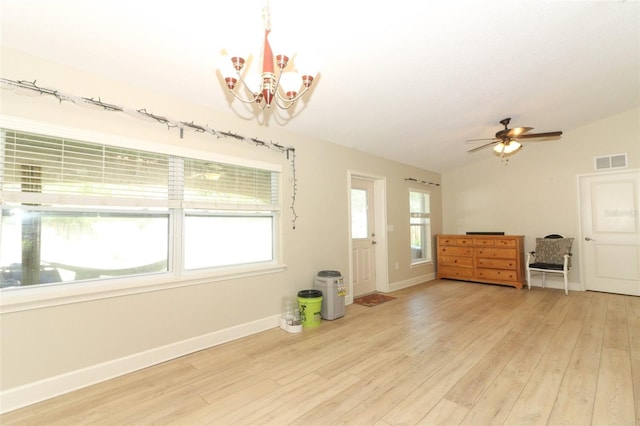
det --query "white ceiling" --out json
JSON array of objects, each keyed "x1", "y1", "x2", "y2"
[{"x1": 1, "y1": 0, "x2": 639, "y2": 172}]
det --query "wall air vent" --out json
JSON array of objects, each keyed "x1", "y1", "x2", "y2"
[{"x1": 594, "y1": 153, "x2": 627, "y2": 171}]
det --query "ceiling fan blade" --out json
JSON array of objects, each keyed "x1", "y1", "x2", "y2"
[
  {"x1": 468, "y1": 141, "x2": 496, "y2": 153},
  {"x1": 465, "y1": 137, "x2": 498, "y2": 143},
  {"x1": 505, "y1": 126, "x2": 533, "y2": 137},
  {"x1": 515, "y1": 131, "x2": 563, "y2": 139}
]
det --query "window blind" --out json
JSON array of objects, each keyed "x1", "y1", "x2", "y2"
[
  {"x1": 1, "y1": 130, "x2": 169, "y2": 204},
  {"x1": 1, "y1": 129, "x2": 279, "y2": 210},
  {"x1": 183, "y1": 158, "x2": 279, "y2": 210},
  {"x1": 410, "y1": 191, "x2": 430, "y2": 218}
]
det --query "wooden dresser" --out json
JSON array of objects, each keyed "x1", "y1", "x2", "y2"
[{"x1": 436, "y1": 234, "x2": 525, "y2": 289}]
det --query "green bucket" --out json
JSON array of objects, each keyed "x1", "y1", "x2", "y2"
[{"x1": 297, "y1": 290, "x2": 323, "y2": 328}]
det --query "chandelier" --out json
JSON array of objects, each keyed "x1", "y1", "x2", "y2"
[{"x1": 218, "y1": 1, "x2": 318, "y2": 111}]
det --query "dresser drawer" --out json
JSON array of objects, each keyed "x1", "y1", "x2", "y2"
[
  {"x1": 439, "y1": 266, "x2": 474, "y2": 279},
  {"x1": 454, "y1": 238, "x2": 474, "y2": 247},
  {"x1": 438, "y1": 236, "x2": 474, "y2": 247},
  {"x1": 438, "y1": 236, "x2": 457, "y2": 246},
  {"x1": 495, "y1": 239, "x2": 516, "y2": 247},
  {"x1": 439, "y1": 246, "x2": 473, "y2": 256},
  {"x1": 439, "y1": 255, "x2": 474, "y2": 268},
  {"x1": 476, "y1": 248, "x2": 516, "y2": 259},
  {"x1": 477, "y1": 258, "x2": 517, "y2": 270},
  {"x1": 476, "y1": 268, "x2": 518, "y2": 282},
  {"x1": 475, "y1": 238, "x2": 495, "y2": 247}
]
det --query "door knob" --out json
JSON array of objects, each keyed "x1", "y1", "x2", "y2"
[
  {"x1": 585, "y1": 237, "x2": 596, "y2": 241},
  {"x1": 372, "y1": 240, "x2": 377, "y2": 245}
]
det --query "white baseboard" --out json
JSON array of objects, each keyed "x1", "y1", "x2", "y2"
[
  {"x1": 526, "y1": 279, "x2": 582, "y2": 292},
  {"x1": 0, "y1": 314, "x2": 281, "y2": 414},
  {"x1": 389, "y1": 273, "x2": 582, "y2": 293},
  {"x1": 388, "y1": 273, "x2": 436, "y2": 292}
]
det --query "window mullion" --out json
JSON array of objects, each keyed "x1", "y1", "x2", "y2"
[{"x1": 170, "y1": 207, "x2": 183, "y2": 276}]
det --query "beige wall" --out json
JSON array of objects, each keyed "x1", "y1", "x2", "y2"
[
  {"x1": 442, "y1": 107, "x2": 639, "y2": 288},
  {"x1": 0, "y1": 48, "x2": 441, "y2": 409},
  {"x1": 4, "y1": 46, "x2": 636, "y2": 411}
]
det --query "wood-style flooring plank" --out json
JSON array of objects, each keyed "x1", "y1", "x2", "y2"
[
  {"x1": 546, "y1": 290, "x2": 607, "y2": 425},
  {"x1": 592, "y1": 347, "x2": 636, "y2": 426},
  {"x1": 592, "y1": 294, "x2": 636, "y2": 426},
  {"x1": 416, "y1": 398, "x2": 469, "y2": 426},
  {"x1": 627, "y1": 296, "x2": 640, "y2": 426}
]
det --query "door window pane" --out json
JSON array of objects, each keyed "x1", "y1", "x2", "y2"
[{"x1": 351, "y1": 188, "x2": 368, "y2": 239}]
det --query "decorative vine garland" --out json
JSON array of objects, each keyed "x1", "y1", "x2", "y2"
[{"x1": 0, "y1": 78, "x2": 299, "y2": 229}]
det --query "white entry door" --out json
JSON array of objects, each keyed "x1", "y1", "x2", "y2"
[
  {"x1": 579, "y1": 170, "x2": 640, "y2": 296},
  {"x1": 351, "y1": 177, "x2": 377, "y2": 296}
]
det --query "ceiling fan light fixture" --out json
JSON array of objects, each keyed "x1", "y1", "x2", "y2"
[
  {"x1": 493, "y1": 140, "x2": 522, "y2": 154},
  {"x1": 204, "y1": 172, "x2": 221, "y2": 181}
]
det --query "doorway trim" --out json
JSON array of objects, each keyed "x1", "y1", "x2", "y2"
[{"x1": 347, "y1": 170, "x2": 389, "y2": 303}]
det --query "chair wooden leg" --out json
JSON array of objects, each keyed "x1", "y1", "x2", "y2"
[
  {"x1": 541, "y1": 272, "x2": 546, "y2": 288},
  {"x1": 563, "y1": 273, "x2": 569, "y2": 295},
  {"x1": 527, "y1": 269, "x2": 531, "y2": 290}
]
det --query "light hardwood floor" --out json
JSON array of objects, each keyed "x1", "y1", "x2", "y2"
[{"x1": 2, "y1": 280, "x2": 639, "y2": 425}]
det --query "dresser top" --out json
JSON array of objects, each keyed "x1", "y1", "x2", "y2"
[{"x1": 438, "y1": 234, "x2": 524, "y2": 238}]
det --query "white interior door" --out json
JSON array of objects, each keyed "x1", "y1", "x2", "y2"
[
  {"x1": 579, "y1": 170, "x2": 640, "y2": 296},
  {"x1": 351, "y1": 177, "x2": 377, "y2": 296}
]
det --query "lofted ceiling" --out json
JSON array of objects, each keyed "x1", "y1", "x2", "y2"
[{"x1": 1, "y1": 0, "x2": 638, "y2": 173}]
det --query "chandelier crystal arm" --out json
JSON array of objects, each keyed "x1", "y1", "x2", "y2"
[
  {"x1": 226, "y1": 70, "x2": 262, "y2": 104},
  {"x1": 274, "y1": 85, "x2": 311, "y2": 109},
  {"x1": 227, "y1": 87, "x2": 260, "y2": 105}
]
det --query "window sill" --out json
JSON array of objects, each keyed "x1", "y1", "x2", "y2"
[
  {"x1": 410, "y1": 260, "x2": 433, "y2": 268},
  {"x1": 0, "y1": 263, "x2": 287, "y2": 314}
]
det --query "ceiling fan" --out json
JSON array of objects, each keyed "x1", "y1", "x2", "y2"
[{"x1": 467, "y1": 117, "x2": 563, "y2": 157}]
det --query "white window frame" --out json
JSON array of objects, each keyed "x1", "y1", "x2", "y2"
[
  {"x1": 409, "y1": 188, "x2": 432, "y2": 266},
  {"x1": 0, "y1": 116, "x2": 285, "y2": 313}
]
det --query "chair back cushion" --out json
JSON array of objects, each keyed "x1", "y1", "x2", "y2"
[{"x1": 534, "y1": 237, "x2": 573, "y2": 266}]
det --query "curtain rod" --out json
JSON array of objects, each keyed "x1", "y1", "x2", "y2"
[{"x1": 405, "y1": 177, "x2": 440, "y2": 187}]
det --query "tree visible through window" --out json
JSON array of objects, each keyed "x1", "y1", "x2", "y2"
[{"x1": 410, "y1": 190, "x2": 431, "y2": 264}]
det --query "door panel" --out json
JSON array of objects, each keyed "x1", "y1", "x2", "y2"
[
  {"x1": 351, "y1": 177, "x2": 376, "y2": 296},
  {"x1": 352, "y1": 246, "x2": 374, "y2": 283},
  {"x1": 580, "y1": 171, "x2": 640, "y2": 296}
]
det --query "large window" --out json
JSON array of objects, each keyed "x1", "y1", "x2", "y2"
[
  {"x1": 410, "y1": 190, "x2": 431, "y2": 264},
  {"x1": 0, "y1": 129, "x2": 281, "y2": 289}
]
